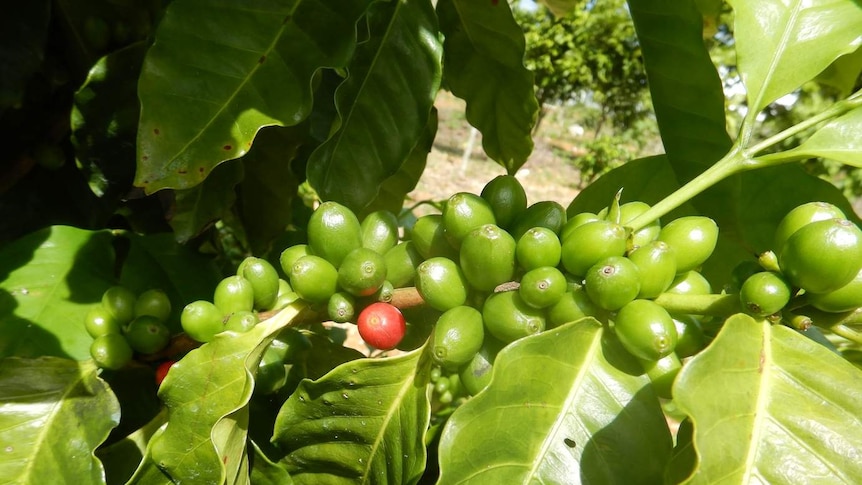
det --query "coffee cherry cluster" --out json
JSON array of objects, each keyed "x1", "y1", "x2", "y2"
[
  {"x1": 180, "y1": 256, "x2": 294, "y2": 342},
  {"x1": 735, "y1": 202, "x2": 862, "y2": 321},
  {"x1": 85, "y1": 286, "x2": 173, "y2": 370}
]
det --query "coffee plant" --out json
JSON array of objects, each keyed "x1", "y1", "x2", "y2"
[{"x1": 2, "y1": 0, "x2": 862, "y2": 484}]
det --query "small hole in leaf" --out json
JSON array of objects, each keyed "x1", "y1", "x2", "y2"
[
  {"x1": 178, "y1": 169, "x2": 187, "y2": 174},
  {"x1": 258, "y1": 56, "x2": 266, "y2": 64},
  {"x1": 564, "y1": 438, "x2": 576, "y2": 448},
  {"x1": 142, "y1": 156, "x2": 149, "y2": 161},
  {"x1": 153, "y1": 128, "x2": 160, "y2": 135},
  {"x1": 223, "y1": 145, "x2": 232, "y2": 151}
]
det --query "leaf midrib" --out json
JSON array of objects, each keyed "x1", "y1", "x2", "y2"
[{"x1": 747, "y1": 0, "x2": 804, "y2": 114}]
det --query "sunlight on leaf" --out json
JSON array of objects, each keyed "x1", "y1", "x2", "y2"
[
  {"x1": 728, "y1": 0, "x2": 862, "y2": 117},
  {"x1": 675, "y1": 314, "x2": 862, "y2": 484},
  {"x1": 307, "y1": 0, "x2": 442, "y2": 213},
  {"x1": 437, "y1": 319, "x2": 671, "y2": 484},
  {"x1": 0, "y1": 357, "x2": 120, "y2": 484},
  {"x1": 273, "y1": 347, "x2": 431, "y2": 484},
  {"x1": 128, "y1": 304, "x2": 305, "y2": 485},
  {"x1": 135, "y1": 0, "x2": 374, "y2": 193},
  {"x1": 777, "y1": 106, "x2": 862, "y2": 169}
]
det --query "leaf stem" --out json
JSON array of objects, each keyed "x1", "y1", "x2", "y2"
[{"x1": 652, "y1": 292, "x2": 743, "y2": 317}]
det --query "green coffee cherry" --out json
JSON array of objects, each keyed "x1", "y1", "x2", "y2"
[
  {"x1": 214, "y1": 275, "x2": 255, "y2": 315},
  {"x1": 600, "y1": 201, "x2": 660, "y2": 249},
  {"x1": 667, "y1": 271, "x2": 712, "y2": 296},
  {"x1": 519, "y1": 266, "x2": 567, "y2": 309},
  {"x1": 672, "y1": 314, "x2": 705, "y2": 358},
  {"x1": 239, "y1": 257, "x2": 280, "y2": 311},
  {"x1": 547, "y1": 287, "x2": 603, "y2": 328},
  {"x1": 384, "y1": 241, "x2": 423, "y2": 288},
  {"x1": 338, "y1": 248, "x2": 387, "y2": 297},
  {"x1": 125, "y1": 315, "x2": 171, "y2": 354},
  {"x1": 289, "y1": 255, "x2": 339, "y2": 304},
  {"x1": 459, "y1": 224, "x2": 516, "y2": 292},
  {"x1": 643, "y1": 353, "x2": 681, "y2": 400},
  {"x1": 410, "y1": 214, "x2": 459, "y2": 260},
  {"x1": 509, "y1": 201, "x2": 567, "y2": 241},
  {"x1": 627, "y1": 241, "x2": 677, "y2": 299},
  {"x1": 480, "y1": 175, "x2": 528, "y2": 229},
  {"x1": 327, "y1": 292, "x2": 356, "y2": 323},
  {"x1": 779, "y1": 218, "x2": 862, "y2": 294},
  {"x1": 84, "y1": 304, "x2": 122, "y2": 338},
  {"x1": 739, "y1": 271, "x2": 792, "y2": 317},
  {"x1": 561, "y1": 220, "x2": 628, "y2": 277},
  {"x1": 561, "y1": 212, "x2": 600, "y2": 242},
  {"x1": 360, "y1": 210, "x2": 400, "y2": 255},
  {"x1": 307, "y1": 201, "x2": 362, "y2": 268},
  {"x1": 224, "y1": 310, "x2": 259, "y2": 333},
  {"x1": 658, "y1": 216, "x2": 719, "y2": 273},
  {"x1": 279, "y1": 244, "x2": 313, "y2": 277},
  {"x1": 808, "y1": 267, "x2": 862, "y2": 313},
  {"x1": 415, "y1": 257, "x2": 469, "y2": 311},
  {"x1": 773, "y1": 201, "x2": 846, "y2": 257},
  {"x1": 482, "y1": 291, "x2": 546, "y2": 343},
  {"x1": 102, "y1": 286, "x2": 137, "y2": 325},
  {"x1": 90, "y1": 334, "x2": 133, "y2": 370},
  {"x1": 614, "y1": 299, "x2": 677, "y2": 361},
  {"x1": 459, "y1": 336, "x2": 505, "y2": 396},
  {"x1": 431, "y1": 306, "x2": 485, "y2": 369},
  {"x1": 133, "y1": 289, "x2": 172, "y2": 322},
  {"x1": 443, "y1": 192, "x2": 497, "y2": 248},
  {"x1": 584, "y1": 256, "x2": 641, "y2": 311},
  {"x1": 181, "y1": 300, "x2": 224, "y2": 343},
  {"x1": 516, "y1": 227, "x2": 562, "y2": 271}
]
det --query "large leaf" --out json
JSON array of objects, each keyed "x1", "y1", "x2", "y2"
[
  {"x1": 134, "y1": 0, "x2": 374, "y2": 193},
  {"x1": 437, "y1": 319, "x2": 672, "y2": 484},
  {"x1": 360, "y1": 108, "x2": 438, "y2": 217},
  {"x1": 0, "y1": 226, "x2": 114, "y2": 360},
  {"x1": 436, "y1": 0, "x2": 538, "y2": 174},
  {"x1": 128, "y1": 304, "x2": 305, "y2": 485},
  {"x1": 675, "y1": 314, "x2": 862, "y2": 483},
  {"x1": 816, "y1": 47, "x2": 862, "y2": 97},
  {"x1": 627, "y1": 0, "x2": 731, "y2": 182},
  {"x1": 71, "y1": 42, "x2": 147, "y2": 202},
  {"x1": 307, "y1": 0, "x2": 442, "y2": 213},
  {"x1": 728, "y1": 0, "x2": 862, "y2": 117},
  {"x1": 272, "y1": 348, "x2": 431, "y2": 484},
  {"x1": 0, "y1": 357, "x2": 120, "y2": 484},
  {"x1": 775, "y1": 106, "x2": 862, "y2": 170}
]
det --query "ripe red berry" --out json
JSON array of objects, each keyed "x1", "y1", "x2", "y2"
[
  {"x1": 357, "y1": 302, "x2": 406, "y2": 350},
  {"x1": 155, "y1": 360, "x2": 177, "y2": 387}
]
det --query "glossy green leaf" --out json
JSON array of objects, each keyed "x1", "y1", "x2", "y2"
[
  {"x1": 437, "y1": 0, "x2": 538, "y2": 174},
  {"x1": 628, "y1": 0, "x2": 731, "y2": 182},
  {"x1": 360, "y1": 108, "x2": 438, "y2": 218},
  {"x1": 135, "y1": 0, "x2": 374, "y2": 193},
  {"x1": 237, "y1": 126, "x2": 303, "y2": 254},
  {"x1": 170, "y1": 159, "x2": 244, "y2": 243},
  {"x1": 307, "y1": 0, "x2": 442, "y2": 213},
  {"x1": 0, "y1": 0, "x2": 50, "y2": 110},
  {"x1": 727, "y1": 0, "x2": 862, "y2": 116},
  {"x1": 817, "y1": 47, "x2": 862, "y2": 97},
  {"x1": 128, "y1": 303, "x2": 305, "y2": 485},
  {"x1": 0, "y1": 226, "x2": 114, "y2": 360},
  {"x1": 71, "y1": 42, "x2": 147, "y2": 202},
  {"x1": 776, "y1": 107, "x2": 862, "y2": 169},
  {"x1": 675, "y1": 314, "x2": 862, "y2": 483},
  {"x1": 250, "y1": 440, "x2": 293, "y2": 485},
  {"x1": 437, "y1": 319, "x2": 672, "y2": 484},
  {"x1": 0, "y1": 357, "x2": 120, "y2": 484},
  {"x1": 273, "y1": 348, "x2": 431, "y2": 484}
]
